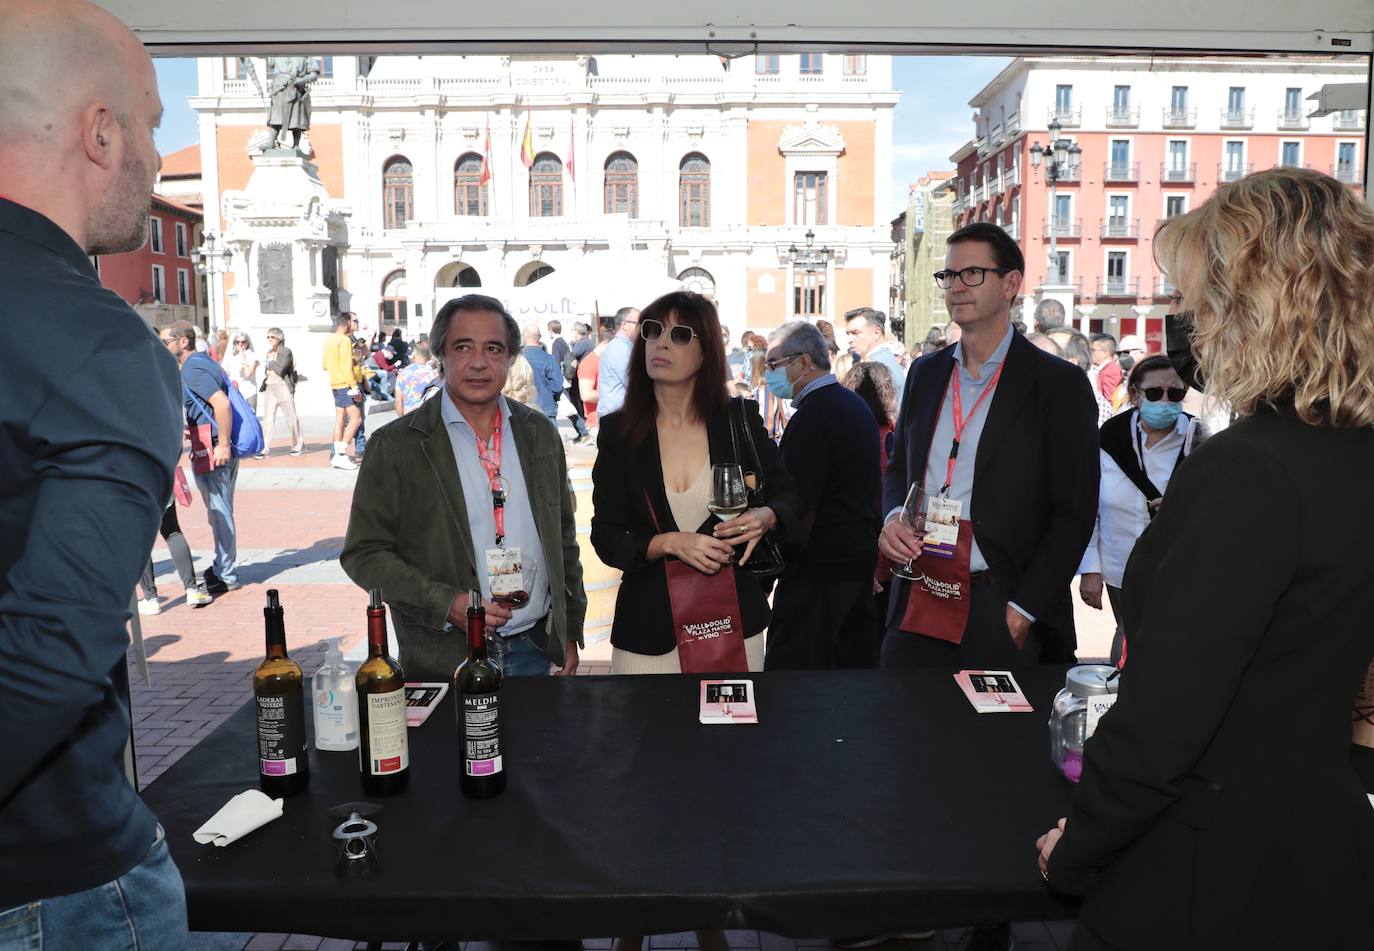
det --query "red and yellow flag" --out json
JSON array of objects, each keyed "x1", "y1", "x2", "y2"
[
  {"x1": 479, "y1": 119, "x2": 492, "y2": 185},
  {"x1": 519, "y1": 112, "x2": 534, "y2": 168}
]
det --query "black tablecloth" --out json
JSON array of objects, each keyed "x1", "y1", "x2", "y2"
[{"x1": 139, "y1": 667, "x2": 1082, "y2": 941}]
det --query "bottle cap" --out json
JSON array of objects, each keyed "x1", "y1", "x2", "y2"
[{"x1": 325, "y1": 636, "x2": 343, "y2": 663}]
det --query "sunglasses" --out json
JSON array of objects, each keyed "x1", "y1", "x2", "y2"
[
  {"x1": 1140, "y1": 385, "x2": 1187, "y2": 403},
  {"x1": 640, "y1": 319, "x2": 697, "y2": 346}
]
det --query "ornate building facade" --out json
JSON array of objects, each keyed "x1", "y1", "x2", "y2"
[{"x1": 192, "y1": 53, "x2": 899, "y2": 336}]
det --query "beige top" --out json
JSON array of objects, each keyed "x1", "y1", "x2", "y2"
[{"x1": 666, "y1": 462, "x2": 711, "y2": 533}]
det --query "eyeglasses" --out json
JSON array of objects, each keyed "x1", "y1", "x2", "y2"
[
  {"x1": 932, "y1": 266, "x2": 1014, "y2": 288},
  {"x1": 765, "y1": 353, "x2": 801, "y2": 372},
  {"x1": 1140, "y1": 385, "x2": 1187, "y2": 403},
  {"x1": 640, "y1": 319, "x2": 697, "y2": 346}
]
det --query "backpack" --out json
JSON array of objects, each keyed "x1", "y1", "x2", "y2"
[{"x1": 184, "y1": 353, "x2": 266, "y2": 458}]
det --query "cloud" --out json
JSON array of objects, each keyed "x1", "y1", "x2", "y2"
[{"x1": 891, "y1": 140, "x2": 965, "y2": 169}]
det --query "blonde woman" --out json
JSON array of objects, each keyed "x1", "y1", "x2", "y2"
[
  {"x1": 1037, "y1": 167, "x2": 1374, "y2": 950},
  {"x1": 221, "y1": 331, "x2": 260, "y2": 411},
  {"x1": 501, "y1": 351, "x2": 539, "y2": 411}
]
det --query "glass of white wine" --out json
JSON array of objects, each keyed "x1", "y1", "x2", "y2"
[
  {"x1": 890, "y1": 482, "x2": 928, "y2": 581},
  {"x1": 709, "y1": 464, "x2": 749, "y2": 520}
]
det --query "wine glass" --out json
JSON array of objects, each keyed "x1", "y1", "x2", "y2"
[
  {"x1": 890, "y1": 482, "x2": 928, "y2": 581},
  {"x1": 709, "y1": 464, "x2": 749, "y2": 520}
]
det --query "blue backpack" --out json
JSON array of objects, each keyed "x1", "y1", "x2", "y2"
[{"x1": 184, "y1": 353, "x2": 266, "y2": 458}]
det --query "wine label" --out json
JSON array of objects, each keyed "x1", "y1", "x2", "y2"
[
  {"x1": 257, "y1": 693, "x2": 305, "y2": 776},
  {"x1": 1354, "y1": 658, "x2": 1374, "y2": 750},
  {"x1": 364, "y1": 688, "x2": 410, "y2": 776},
  {"x1": 1085, "y1": 693, "x2": 1118, "y2": 740},
  {"x1": 463, "y1": 694, "x2": 502, "y2": 776}
]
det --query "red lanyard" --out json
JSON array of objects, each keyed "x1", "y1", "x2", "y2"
[
  {"x1": 475, "y1": 415, "x2": 506, "y2": 546},
  {"x1": 941, "y1": 361, "x2": 1005, "y2": 495}
]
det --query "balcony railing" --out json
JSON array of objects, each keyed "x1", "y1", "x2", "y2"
[
  {"x1": 1162, "y1": 107, "x2": 1197, "y2": 128},
  {"x1": 1006, "y1": 111, "x2": 1021, "y2": 136},
  {"x1": 1101, "y1": 218, "x2": 1140, "y2": 239},
  {"x1": 1105, "y1": 107, "x2": 1140, "y2": 128},
  {"x1": 1046, "y1": 162, "x2": 1082, "y2": 184},
  {"x1": 1160, "y1": 162, "x2": 1196, "y2": 183},
  {"x1": 1154, "y1": 276, "x2": 1178, "y2": 298},
  {"x1": 1005, "y1": 165, "x2": 1022, "y2": 188},
  {"x1": 989, "y1": 174, "x2": 1005, "y2": 197},
  {"x1": 1048, "y1": 106, "x2": 1082, "y2": 127},
  {"x1": 1001, "y1": 219, "x2": 1020, "y2": 239},
  {"x1": 1218, "y1": 163, "x2": 1253, "y2": 183},
  {"x1": 991, "y1": 124, "x2": 1004, "y2": 145},
  {"x1": 1097, "y1": 277, "x2": 1141, "y2": 299},
  {"x1": 1104, "y1": 162, "x2": 1140, "y2": 183},
  {"x1": 973, "y1": 182, "x2": 988, "y2": 203},
  {"x1": 1334, "y1": 111, "x2": 1365, "y2": 130},
  {"x1": 1277, "y1": 109, "x2": 1309, "y2": 130},
  {"x1": 951, "y1": 194, "x2": 967, "y2": 213},
  {"x1": 1221, "y1": 108, "x2": 1255, "y2": 129},
  {"x1": 1043, "y1": 217, "x2": 1083, "y2": 239},
  {"x1": 1333, "y1": 164, "x2": 1362, "y2": 184}
]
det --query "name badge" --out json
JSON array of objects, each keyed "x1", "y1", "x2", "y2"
[
  {"x1": 924, "y1": 495, "x2": 962, "y2": 559},
  {"x1": 484, "y1": 546, "x2": 529, "y2": 607}
]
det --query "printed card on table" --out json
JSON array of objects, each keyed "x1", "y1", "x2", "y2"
[
  {"x1": 699, "y1": 679, "x2": 758, "y2": 725},
  {"x1": 954, "y1": 669, "x2": 1033, "y2": 714},
  {"x1": 404, "y1": 682, "x2": 449, "y2": 727}
]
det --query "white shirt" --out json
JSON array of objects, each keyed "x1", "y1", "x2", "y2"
[{"x1": 1079, "y1": 410, "x2": 1196, "y2": 588}]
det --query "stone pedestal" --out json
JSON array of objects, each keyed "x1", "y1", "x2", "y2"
[{"x1": 221, "y1": 151, "x2": 351, "y2": 416}]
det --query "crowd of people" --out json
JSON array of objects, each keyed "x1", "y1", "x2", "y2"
[{"x1": 4, "y1": 1, "x2": 1373, "y2": 947}]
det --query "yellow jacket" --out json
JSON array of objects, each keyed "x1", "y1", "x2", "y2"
[{"x1": 323, "y1": 332, "x2": 355, "y2": 389}]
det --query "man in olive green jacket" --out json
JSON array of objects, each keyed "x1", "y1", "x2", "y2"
[{"x1": 341, "y1": 294, "x2": 586, "y2": 680}]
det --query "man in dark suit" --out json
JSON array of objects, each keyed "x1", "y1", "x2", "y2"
[
  {"x1": 880, "y1": 222, "x2": 1098, "y2": 670},
  {"x1": 764, "y1": 320, "x2": 882, "y2": 670}
]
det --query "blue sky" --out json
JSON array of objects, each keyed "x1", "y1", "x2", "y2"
[{"x1": 154, "y1": 55, "x2": 1011, "y2": 216}]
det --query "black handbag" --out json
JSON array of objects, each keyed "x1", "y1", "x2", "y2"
[{"x1": 727, "y1": 397, "x2": 786, "y2": 578}]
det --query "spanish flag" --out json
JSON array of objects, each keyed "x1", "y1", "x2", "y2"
[{"x1": 519, "y1": 112, "x2": 534, "y2": 168}]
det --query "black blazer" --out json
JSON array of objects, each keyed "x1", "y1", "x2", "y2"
[
  {"x1": 591, "y1": 401, "x2": 801, "y2": 655},
  {"x1": 1049, "y1": 405, "x2": 1374, "y2": 950},
  {"x1": 883, "y1": 329, "x2": 1099, "y2": 648}
]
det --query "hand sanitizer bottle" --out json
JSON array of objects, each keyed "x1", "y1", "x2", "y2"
[{"x1": 313, "y1": 637, "x2": 359, "y2": 751}]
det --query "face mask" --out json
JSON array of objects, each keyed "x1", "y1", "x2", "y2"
[
  {"x1": 1139, "y1": 399, "x2": 1182, "y2": 430},
  {"x1": 765, "y1": 366, "x2": 794, "y2": 400}
]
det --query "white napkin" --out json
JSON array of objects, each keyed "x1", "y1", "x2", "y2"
[{"x1": 193, "y1": 789, "x2": 284, "y2": 847}]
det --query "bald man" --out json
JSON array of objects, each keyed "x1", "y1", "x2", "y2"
[{"x1": 0, "y1": 1, "x2": 189, "y2": 945}]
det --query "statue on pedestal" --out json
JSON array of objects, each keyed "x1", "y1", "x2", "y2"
[{"x1": 244, "y1": 57, "x2": 319, "y2": 153}]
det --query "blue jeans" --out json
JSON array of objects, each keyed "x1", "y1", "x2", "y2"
[
  {"x1": 491, "y1": 630, "x2": 551, "y2": 676},
  {"x1": 0, "y1": 827, "x2": 188, "y2": 951},
  {"x1": 193, "y1": 459, "x2": 239, "y2": 586}
]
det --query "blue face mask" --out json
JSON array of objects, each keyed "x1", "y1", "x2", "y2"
[
  {"x1": 765, "y1": 366, "x2": 794, "y2": 400},
  {"x1": 1139, "y1": 399, "x2": 1182, "y2": 430}
]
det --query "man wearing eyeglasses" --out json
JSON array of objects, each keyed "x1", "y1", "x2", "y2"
[
  {"x1": 595, "y1": 306, "x2": 640, "y2": 417},
  {"x1": 880, "y1": 222, "x2": 1099, "y2": 671}
]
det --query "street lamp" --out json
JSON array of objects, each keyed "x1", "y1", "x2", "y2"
[
  {"x1": 787, "y1": 228, "x2": 835, "y2": 320},
  {"x1": 190, "y1": 231, "x2": 233, "y2": 337},
  {"x1": 1029, "y1": 118, "x2": 1082, "y2": 287}
]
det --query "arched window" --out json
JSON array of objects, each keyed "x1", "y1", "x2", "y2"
[
  {"x1": 679, "y1": 154, "x2": 711, "y2": 227},
  {"x1": 383, "y1": 156, "x2": 414, "y2": 230},
  {"x1": 516, "y1": 261, "x2": 556, "y2": 287},
  {"x1": 380, "y1": 269, "x2": 408, "y2": 324},
  {"x1": 678, "y1": 267, "x2": 716, "y2": 298},
  {"x1": 436, "y1": 261, "x2": 482, "y2": 288},
  {"x1": 604, "y1": 151, "x2": 639, "y2": 218},
  {"x1": 529, "y1": 153, "x2": 563, "y2": 217},
  {"x1": 454, "y1": 153, "x2": 489, "y2": 216}
]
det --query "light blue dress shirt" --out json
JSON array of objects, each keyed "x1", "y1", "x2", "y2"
[
  {"x1": 440, "y1": 391, "x2": 552, "y2": 637},
  {"x1": 907, "y1": 322, "x2": 1034, "y2": 622},
  {"x1": 791, "y1": 373, "x2": 837, "y2": 406},
  {"x1": 596, "y1": 333, "x2": 634, "y2": 416}
]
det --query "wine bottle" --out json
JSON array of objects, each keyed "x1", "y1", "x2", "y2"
[
  {"x1": 355, "y1": 588, "x2": 409, "y2": 795},
  {"x1": 254, "y1": 589, "x2": 309, "y2": 797},
  {"x1": 455, "y1": 589, "x2": 505, "y2": 798}
]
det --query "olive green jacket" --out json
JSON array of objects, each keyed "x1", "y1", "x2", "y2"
[{"x1": 340, "y1": 393, "x2": 586, "y2": 680}]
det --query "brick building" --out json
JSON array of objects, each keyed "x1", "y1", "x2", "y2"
[{"x1": 93, "y1": 193, "x2": 202, "y2": 329}]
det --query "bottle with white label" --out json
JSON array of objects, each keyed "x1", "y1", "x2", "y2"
[
  {"x1": 455, "y1": 589, "x2": 505, "y2": 798},
  {"x1": 355, "y1": 589, "x2": 409, "y2": 795},
  {"x1": 254, "y1": 589, "x2": 310, "y2": 797},
  {"x1": 312, "y1": 637, "x2": 358, "y2": 752}
]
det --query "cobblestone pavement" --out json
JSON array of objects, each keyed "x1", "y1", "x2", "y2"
[{"x1": 131, "y1": 407, "x2": 1110, "y2": 950}]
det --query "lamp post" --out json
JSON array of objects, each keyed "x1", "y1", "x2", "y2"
[
  {"x1": 190, "y1": 231, "x2": 233, "y2": 337},
  {"x1": 787, "y1": 228, "x2": 834, "y2": 320},
  {"x1": 1029, "y1": 119, "x2": 1082, "y2": 288}
]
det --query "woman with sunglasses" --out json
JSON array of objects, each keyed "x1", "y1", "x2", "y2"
[
  {"x1": 1037, "y1": 167, "x2": 1374, "y2": 950},
  {"x1": 1076, "y1": 354, "x2": 1204, "y2": 664},
  {"x1": 591, "y1": 291, "x2": 800, "y2": 676}
]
